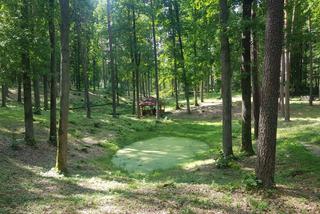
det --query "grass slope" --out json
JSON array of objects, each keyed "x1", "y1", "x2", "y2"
[{"x1": 0, "y1": 92, "x2": 320, "y2": 213}]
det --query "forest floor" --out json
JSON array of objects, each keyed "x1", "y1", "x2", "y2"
[{"x1": 0, "y1": 91, "x2": 320, "y2": 214}]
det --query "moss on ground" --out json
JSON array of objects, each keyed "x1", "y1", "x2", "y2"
[{"x1": 112, "y1": 137, "x2": 209, "y2": 173}]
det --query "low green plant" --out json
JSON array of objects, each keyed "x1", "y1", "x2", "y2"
[{"x1": 242, "y1": 173, "x2": 262, "y2": 190}]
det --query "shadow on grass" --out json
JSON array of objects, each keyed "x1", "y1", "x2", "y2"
[
  {"x1": 0, "y1": 156, "x2": 111, "y2": 213},
  {"x1": 111, "y1": 184, "x2": 251, "y2": 213}
]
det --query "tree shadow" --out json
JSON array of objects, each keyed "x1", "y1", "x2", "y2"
[{"x1": 0, "y1": 155, "x2": 111, "y2": 213}]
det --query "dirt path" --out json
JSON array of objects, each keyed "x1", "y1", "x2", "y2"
[{"x1": 171, "y1": 96, "x2": 242, "y2": 121}]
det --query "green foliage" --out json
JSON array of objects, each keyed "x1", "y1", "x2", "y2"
[
  {"x1": 215, "y1": 151, "x2": 238, "y2": 169},
  {"x1": 242, "y1": 173, "x2": 262, "y2": 190}
]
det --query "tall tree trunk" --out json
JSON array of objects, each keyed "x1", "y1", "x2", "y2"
[
  {"x1": 57, "y1": 49, "x2": 61, "y2": 98},
  {"x1": 107, "y1": 0, "x2": 117, "y2": 117},
  {"x1": 1, "y1": 85, "x2": 7, "y2": 107},
  {"x1": 169, "y1": 1, "x2": 179, "y2": 110},
  {"x1": 194, "y1": 86, "x2": 199, "y2": 106},
  {"x1": 132, "y1": 6, "x2": 141, "y2": 118},
  {"x1": 219, "y1": 0, "x2": 233, "y2": 158},
  {"x1": 21, "y1": 0, "x2": 34, "y2": 145},
  {"x1": 256, "y1": 0, "x2": 284, "y2": 188},
  {"x1": 33, "y1": 74, "x2": 41, "y2": 115},
  {"x1": 56, "y1": 0, "x2": 70, "y2": 173},
  {"x1": 93, "y1": 58, "x2": 96, "y2": 92},
  {"x1": 241, "y1": 0, "x2": 254, "y2": 154},
  {"x1": 75, "y1": 2, "x2": 81, "y2": 91},
  {"x1": 102, "y1": 58, "x2": 107, "y2": 88},
  {"x1": 83, "y1": 41, "x2": 91, "y2": 119},
  {"x1": 23, "y1": 69, "x2": 34, "y2": 145},
  {"x1": 174, "y1": 0, "x2": 190, "y2": 114},
  {"x1": 200, "y1": 80, "x2": 204, "y2": 103},
  {"x1": 151, "y1": 0, "x2": 160, "y2": 119},
  {"x1": 18, "y1": 76, "x2": 22, "y2": 103},
  {"x1": 43, "y1": 75, "x2": 49, "y2": 110},
  {"x1": 284, "y1": 0, "x2": 290, "y2": 122},
  {"x1": 210, "y1": 74, "x2": 214, "y2": 92},
  {"x1": 147, "y1": 68, "x2": 151, "y2": 97},
  {"x1": 280, "y1": 52, "x2": 285, "y2": 117},
  {"x1": 127, "y1": 8, "x2": 136, "y2": 114},
  {"x1": 252, "y1": 0, "x2": 260, "y2": 140},
  {"x1": 308, "y1": 17, "x2": 313, "y2": 106},
  {"x1": 115, "y1": 60, "x2": 120, "y2": 105},
  {"x1": 48, "y1": 0, "x2": 57, "y2": 145}
]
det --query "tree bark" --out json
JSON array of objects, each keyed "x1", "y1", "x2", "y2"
[
  {"x1": 151, "y1": 0, "x2": 160, "y2": 119},
  {"x1": 280, "y1": 52, "x2": 285, "y2": 117},
  {"x1": 21, "y1": 0, "x2": 34, "y2": 145},
  {"x1": 33, "y1": 74, "x2": 41, "y2": 115},
  {"x1": 241, "y1": 0, "x2": 254, "y2": 154},
  {"x1": 49, "y1": 0, "x2": 57, "y2": 145},
  {"x1": 169, "y1": 1, "x2": 179, "y2": 110},
  {"x1": 132, "y1": 5, "x2": 140, "y2": 118},
  {"x1": 200, "y1": 80, "x2": 204, "y2": 102},
  {"x1": 75, "y1": 1, "x2": 81, "y2": 91},
  {"x1": 194, "y1": 86, "x2": 199, "y2": 106},
  {"x1": 107, "y1": 0, "x2": 117, "y2": 117},
  {"x1": 56, "y1": 0, "x2": 70, "y2": 173},
  {"x1": 256, "y1": 0, "x2": 284, "y2": 188},
  {"x1": 308, "y1": 17, "x2": 313, "y2": 106},
  {"x1": 284, "y1": 0, "x2": 290, "y2": 122},
  {"x1": 219, "y1": 0, "x2": 233, "y2": 158},
  {"x1": 83, "y1": 41, "x2": 91, "y2": 119},
  {"x1": 1, "y1": 85, "x2": 7, "y2": 107},
  {"x1": 93, "y1": 58, "x2": 97, "y2": 92},
  {"x1": 18, "y1": 76, "x2": 22, "y2": 103},
  {"x1": 252, "y1": 0, "x2": 260, "y2": 140}
]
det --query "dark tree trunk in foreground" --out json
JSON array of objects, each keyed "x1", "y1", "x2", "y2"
[
  {"x1": 174, "y1": 0, "x2": 190, "y2": 114},
  {"x1": 2, "y1": 85, "x2": 7, "y2": 107},
  {"x1": 241, "y1": 0, "x2": 254, "y2": 154},
  {"x1": 21, "y1": 0, "x2": 34, "y2": 145},
  {"x1": 252, "y1": 0, "x2": 260, "y2": 140},
  {"x1": 49, "y1": 0, "x2": 57, "y2": 145},
  {"x1": 56, "y1": 0, "x2": 70, "y2": 173},
  {"x1": 43, "y1": 75, "x2": 49, "y2": 110},
  {"x1": 219, "y1": 0, "x2": 233, "y2": 158},
  {"x1": 33, "y1": 74, "x2": 41, "y2": 114},
  {"x1": 256, "y1": 0, "x2": 284, "y2": 188},
  {"x1": 151, "y1": 0, "x2": 160, "y2": 120},
  {"x1": 107, "y1": 0, "x2": 117, "y2": 117}
]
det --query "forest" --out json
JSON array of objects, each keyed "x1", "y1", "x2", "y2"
[{"x1": 1, "y1": 0, "x2": 320, "y2": 213}]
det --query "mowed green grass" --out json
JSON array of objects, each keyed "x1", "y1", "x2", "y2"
[{"x1": 0, "y1": 94, "x2": 320, "y2": 213}]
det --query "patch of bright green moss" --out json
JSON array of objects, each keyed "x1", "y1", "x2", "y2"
[{"x1": 112, "y1": 137, "x2": 209, "y2": 173}]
